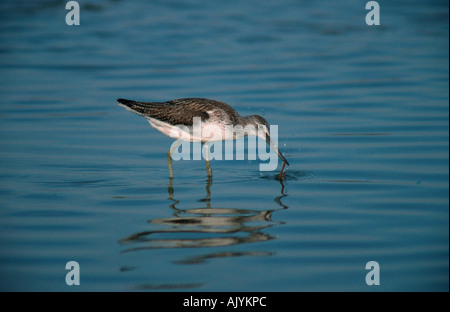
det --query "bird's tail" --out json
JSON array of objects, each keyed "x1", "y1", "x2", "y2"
[
  {"x1": 117, "y1": 98, "x2": 158, "y2": 116},
  {"x1": 117, "y1": 98, "x2": 137, "y2": 107}
]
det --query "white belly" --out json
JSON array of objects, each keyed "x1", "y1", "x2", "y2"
[
  {"x1": 146, "y1": 117, "x2": 231, "y2": 143},
  {"x1": 145, "y1": 113, "x2": 256, "y2": 143}
]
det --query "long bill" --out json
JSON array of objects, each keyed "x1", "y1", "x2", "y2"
[{"x1": 266, "y1": 134, "x2": 290, "y2": 166}]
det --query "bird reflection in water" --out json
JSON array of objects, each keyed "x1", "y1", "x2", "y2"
[{"x1": 119, "y1": 176, "x2": 288, "y2": 264}]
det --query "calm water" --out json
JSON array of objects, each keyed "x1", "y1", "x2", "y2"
[{"x1": 0, "y1": 0, "x2": 448, "y2": 291}]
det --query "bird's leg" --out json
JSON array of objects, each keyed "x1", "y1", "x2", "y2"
[
  {"x1": 167, "y1": 140, "x2": 182, "y2": 179},
  {"x1": 167, "y1": 152, "x2": 174, "y2": 179},
  {"x1": 205, "y1": 175, "x2": 212, "y2": 209},
  {"x1": 203, "y1": 143, "x2": 213, "y2": 177}
]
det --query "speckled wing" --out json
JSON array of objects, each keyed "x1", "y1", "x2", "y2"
[
  {"x1": 117, "y1": 98, "x2": 211, "y2": 126},
  {"x1": 117, "y1": 98, "x2": 240, "y2": 126}
]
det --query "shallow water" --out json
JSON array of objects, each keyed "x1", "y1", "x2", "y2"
[{"x1": 0, "y1": 0, "x2": 448, "y2": 291}]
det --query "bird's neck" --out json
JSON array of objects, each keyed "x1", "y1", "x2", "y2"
[
  {"x1": 238, "y1": 115, "x2": 260, "y2": 127},
  {"x1": 236, "y1": 115, "x2": 265, "y2": 137}
]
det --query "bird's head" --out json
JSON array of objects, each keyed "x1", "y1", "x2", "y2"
[{"x1": 248, "y1": 115, "x2": 289, "y2": 166}]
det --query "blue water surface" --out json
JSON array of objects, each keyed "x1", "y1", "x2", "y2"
[{"x1": 0, "y1": 0, "x2": 448, "y2": 291}]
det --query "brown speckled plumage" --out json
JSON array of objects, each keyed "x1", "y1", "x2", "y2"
[
  {"x1": 117, "y1": 98, "x2": 245, "y2": 127},
  {"x1": 117, "y1": 97, "x2": 289, "y2": 168}
]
